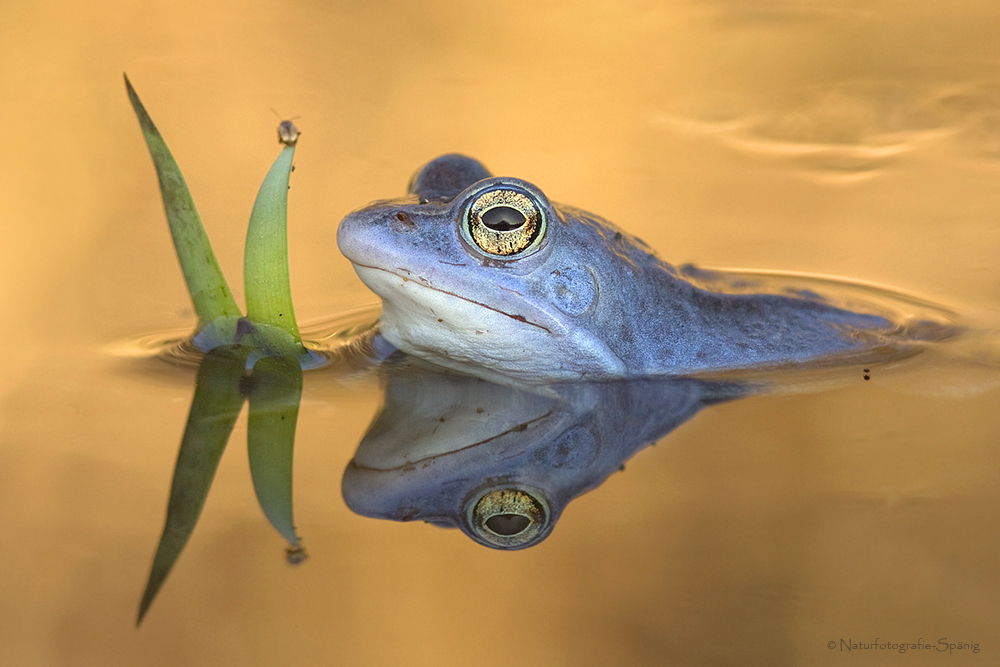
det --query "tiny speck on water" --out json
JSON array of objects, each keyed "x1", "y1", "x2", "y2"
[{"x1": 863, "y1": 367, "x2": 871, "y2": 381}]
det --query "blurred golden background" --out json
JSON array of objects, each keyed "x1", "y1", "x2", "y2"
[{"x1": 1, "y1": 0, "x2": 999, "y2": 665}]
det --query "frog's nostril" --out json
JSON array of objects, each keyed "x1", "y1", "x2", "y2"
[{"x1": 392, "y1": 211, "x2": 416, "y2": 231}]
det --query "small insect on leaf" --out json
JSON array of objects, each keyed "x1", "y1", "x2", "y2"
[{"x1": 278, "y1": 120, "x2": 300, "y2": 146}]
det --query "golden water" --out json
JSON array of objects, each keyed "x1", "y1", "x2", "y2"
[{"x1": 2, "y1": 0, "x2": 1000, "y2": 664}]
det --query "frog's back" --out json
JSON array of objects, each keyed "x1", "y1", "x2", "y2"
[{"x1": 549, "y1": 205, "x2": 913, "y2": 376}]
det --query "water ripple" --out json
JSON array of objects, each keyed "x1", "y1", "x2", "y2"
[
  {"x1": 655, "y1": 81, "x2": 1000, "y2": 182},
  {"x1": 109, "y1": 302, "x2": 382, "y2": 372}
]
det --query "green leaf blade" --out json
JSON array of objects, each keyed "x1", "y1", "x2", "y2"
[
  {"x1": 244, "y1": 144, "x2": 301, "y2": 342},
  {"x1": 124, "y1": 74, "x2": 242, "y2": 327}
]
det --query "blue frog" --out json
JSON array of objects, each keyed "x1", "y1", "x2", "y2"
[{"x1": 338, "y1": 154, "x2": 953, "y2": 383}]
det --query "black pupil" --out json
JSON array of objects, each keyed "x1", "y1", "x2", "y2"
[
  {"x1": 485, "y1": 513, "x2": 531, "y2": 535},
  {"x1": 481, "y1": 205, "x2": 526, "y2": 231}
]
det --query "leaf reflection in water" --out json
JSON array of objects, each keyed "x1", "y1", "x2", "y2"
[{"x1": 138, "y1": 347, "x2": 306, "y2": 625}]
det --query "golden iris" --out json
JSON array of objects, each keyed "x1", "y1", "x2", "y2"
[
  {"x1": 466, "y1": 189, "x2": 543, "y2": 257},
  {"x1": 468, "y1": 487, "x2": 548, "y2": 548}
]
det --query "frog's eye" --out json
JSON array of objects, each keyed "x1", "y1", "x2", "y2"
[
  {"x1": 465, "y1": 487, "x2": 549, "y2": 549},
  {"x1": 464, "y1": 188, "x2": 545, "y2": 257}
]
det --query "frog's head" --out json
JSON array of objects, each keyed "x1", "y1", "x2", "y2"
[{"x1": 337, "y1": 154, "x2": 629, "y2": 382}]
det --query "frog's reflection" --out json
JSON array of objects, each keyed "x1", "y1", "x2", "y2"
[
  {"x1": 140, "y1": 347, "x2": 748, "y2": 621},
  {"x1": 343, "y1": 357, "x2": 748, "y2": 549}
]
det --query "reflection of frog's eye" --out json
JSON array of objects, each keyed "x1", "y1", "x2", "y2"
[
  {"x1": 466, "y1": 487, "x2": 549, "y2": 549},
  {"x1": 465, "y1": 188, "x2": 544, "y2": 257}
]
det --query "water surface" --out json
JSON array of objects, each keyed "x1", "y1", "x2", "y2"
[{"x1": 2, "y1": 1, "x2": 1000, "y2": 665}]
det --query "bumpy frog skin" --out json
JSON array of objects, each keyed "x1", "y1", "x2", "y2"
[{"x1": 337, "y1": 155, "x2": 923, "y2": 383}]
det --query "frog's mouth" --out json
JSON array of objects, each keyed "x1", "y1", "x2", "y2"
[
  {"x1": 351, "y1": 263, "x2": 555, "y2": 335},
  {"x1": 348, "y1": 263, "x2": 627, "y2": 381}
]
